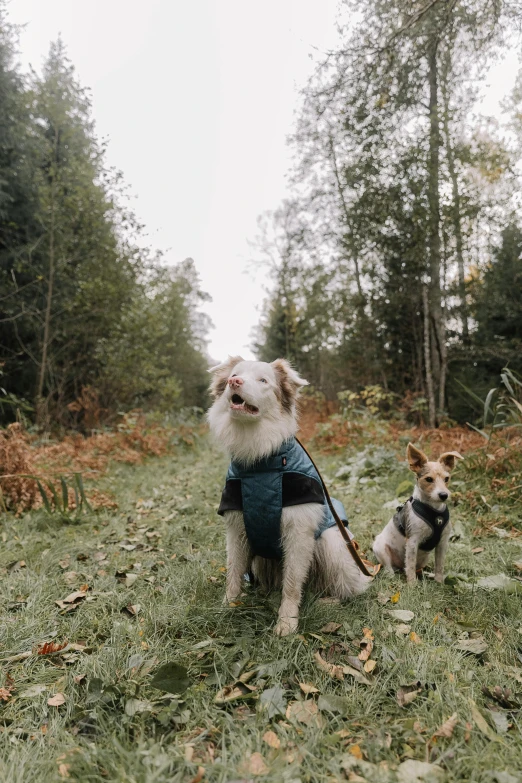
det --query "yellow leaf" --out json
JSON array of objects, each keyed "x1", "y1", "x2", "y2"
[
  {"x1": 348, "y1": 744, "x2": 363, "y2": 759},
  {"x1": 409, "y1": 632, "x2": 421, "y2": 644},
  {"x1": 391, "y1": 592, "x2": 400, "y2": 604},
  {"x1": 263, "y1": 730, "x2": 280, "y2": 749},
  {"x1": 364, "y1": 659, "x2": 376, "y2": 673}
]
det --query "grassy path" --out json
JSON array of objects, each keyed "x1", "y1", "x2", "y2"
[{"x1": 1, "y1": 435, "x2": 522, "y2": 782}]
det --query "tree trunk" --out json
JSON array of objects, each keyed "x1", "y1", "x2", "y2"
[
  {"x1": 442, "y1": 80, "x2": 469, "y2": 341},
  {"x1": 328, "y1": 135, "x2": 365, "y2": 306},
  {"x1": 427, "y1": 39, "x2": 446, "y2": 421},
  {"x1": 423, "y1": 285, "x2": 436, "y2": 428},
  {"x1": 36, "y1": 130, "x2": 58, "y2": 427}
]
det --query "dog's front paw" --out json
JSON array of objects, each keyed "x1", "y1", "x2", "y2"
[
  {"x1": 273, "y1": 616, "x2": 298, "y2": 637},
  {"x1": 434, "y1": 573, "x2": 444, "y2": 584}
]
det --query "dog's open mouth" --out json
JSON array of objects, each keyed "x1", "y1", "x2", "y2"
[{"x1": 230, "y1": 393, "x2": 259, "y2": 415}]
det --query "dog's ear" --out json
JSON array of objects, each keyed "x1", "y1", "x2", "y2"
[
  {"x1": 438, "y1": 451, "x2": 463, "y2": 471},
  {"x1": 271, "y1": 359, "x2": 308, "y2": 413},
  {"x1": 407, "y1": 442, "x2": 428, "y2": 474},
  {"x1": 208, "y1": 356, "x2": 244, "y2": 398}
]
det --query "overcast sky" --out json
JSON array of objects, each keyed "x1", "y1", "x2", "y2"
[{"x1": 9, "y1": 0, "x2": 520, "y2": 362}]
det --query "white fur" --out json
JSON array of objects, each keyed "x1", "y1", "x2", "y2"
[{"x1": 208, "y1": 357, "x2": 371, "y2": 635}]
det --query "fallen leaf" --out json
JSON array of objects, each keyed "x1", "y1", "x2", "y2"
[
  {"x1": 299, "y1": 682, "x2": 319, "y2": 694},
  {"x1": 314, "y1": 650, "x2": 344, "y2": 680},
  {"x1": 488, "y1": 710, "x2": 510, "y2": 734},
  {"x1": 188, "y1": 767, "x2": 205, "y2": 783},
  {"x1": 215, "y1": 683, "x2": 256, "y2": 705},
  {"x1": 432, "y1": 712, "x2": 458, "y2": 738},
  {"x1": 320, "y1": 622, "x2": 341, "y2": 634},
  {"x1": 57, "y1": 764, "x2": 70, "y2": 779},
  {"x1": 19, "y1": 684, "x2": 48, "y2": 698},
  {"x1": 317, "y1": 596, "x2": 340, "y2": 605},
  {"x1": 125, "y1": 573, "x2": 138, "y2": 587},
  {"x1": 342, "y1": 665, "x2": 372, "y2": 685},
  {"x1": 317, "y1": 693, "x2": 350, "y2": 714},
  {"x1": 150, "y1": 662, "x2": 190, "y2": 695},
  {"x1": 347, "y1": 744, "x2": 363, "y2": 759},
  {"x1": 377, "y1": 591, "x2": 391, "y2": 605},
  {"x1": 358, "y1": 627, "x2": 374, "y2": 661},
  {"x1": 409, "y1": 632, "x2": 422, "y2": 644},
  {"x1": 47, "y1": 693, "x2": 66, "y2": 707},
  {"x1": 121, "y1": 604, "x2": 140, "y2": 618},
  {"x1": 513, "y1": 561, "x2": 522, "y2": 572},
  {"x1": 364, "y1": 659, "x2": 376, "y2": 673},
  {"x1": 482, "y1": 685, "x2": 520, "y2": 710},
  {"x1": 469, "y1": 699, "x2": 500, "y2": 742},
  {"x1": 262, "y1": 730, "x2": 280, "y2": 749},
  {"x1": 456, "y1": 637, "x2": 488, "y2": 655},
  {"x1": 471, "y1": 547, "x2": 485, "y2": 554},
  {"x1": 391, "y1": 591, "x2": 400, "y2": 603},
  {"x1": 286, "y1": 699, "x2": 324, "y2": 727},
  {"x1": 257, "y1": 685, "x2": 286, "y2": 718},
  {"x1": 397, "y1": 683, "x2": 422, "y2": 707},
  {"x1": 37, "y1": 641, "x2": 68, "y2": 655},
  {"x1": 387, "y1": 609, "x2": 415, "y2": 622},
  {"x1": 124, "y1": 698, "x2": 152, "y2": 716},
  {"x1": 0, "y1": 687, "x2": 14, "y2": 702},
  {"x1": 61, "y1": 589, "x2": 88, "y2": 604},
  {"x1": 476, "y1": 574, "x2": 520, "y2": 593},
  {"x1": 397, "y1": 759, "x2": 444, "y2": 782},
  {"x1": 246, "y1": 751, "x2": 269, "y2": 776},
  {"x1": 395, "y1": 623, "x2": 411, "y2": 636}
]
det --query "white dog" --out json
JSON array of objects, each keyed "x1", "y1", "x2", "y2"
[
  {"x1": 372, "y1": 443, "x2": 462, "y2": 584},
  {"x1": 207, "y1": 356, "x2": 371, "y2": 636}
]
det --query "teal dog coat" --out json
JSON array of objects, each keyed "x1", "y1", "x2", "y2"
[{"x1": 217, "y1": 437, "x2": 351, "y2": 560}]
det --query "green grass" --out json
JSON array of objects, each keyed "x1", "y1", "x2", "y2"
[{"x1": 1, "y1": 434, "x2": 522, "y2": 782}]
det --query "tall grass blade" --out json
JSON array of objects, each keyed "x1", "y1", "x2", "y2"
[
  {"x1": 45, "y1": 480, "x2": 61, "y2": 511},
  {"x1": 36, "y1": 479, "x2": 52, "y2": 513},
  {"x1": 483, "y1": 387, "x2": 497, "y2": 428},
  {"x1": 466, "y1": 422, "x2": 490, "y2": 440},
  {"x1": 74, "y1": 473, "x2": 92, "y2": 511},
  {"x1": 60, "y1": 477, "x2": 69, "y2": 512}
]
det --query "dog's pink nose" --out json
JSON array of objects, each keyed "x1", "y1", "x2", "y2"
[{"x1": 228, "y1": 376, "x2": 243, "y2": 387}]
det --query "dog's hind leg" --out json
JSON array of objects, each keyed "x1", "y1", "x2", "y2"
[
  {"x1": 372, "y1": 533, "x2": 395, "y2": 575},
  {"x1": 274, "y1": 504, "x2": 319, "y2": 637},
  {"x1": 224, "y1": 511, "x2": 252, "y2": 602}
]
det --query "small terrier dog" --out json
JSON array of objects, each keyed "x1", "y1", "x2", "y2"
[
  {"x1": 372, "y1": 443, "x2": 463, "y2": 584},
  {"x1": 207, "y1": 356, "x2": 372, "y2": 636}
]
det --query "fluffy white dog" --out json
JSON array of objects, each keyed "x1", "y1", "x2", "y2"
[{"x1": 207, "y1": 356, "x2": 371, "y2": 636}]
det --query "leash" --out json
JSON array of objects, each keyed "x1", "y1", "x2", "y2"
[{"x1": 295, "y1": 438, "x2": 379, "y2": 578}]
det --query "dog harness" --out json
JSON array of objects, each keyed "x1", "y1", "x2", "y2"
[
  {"x1": 217, "y1": 437, "x2": 351, "y2": 560},
  {"x1": 393, "y1": 497, "x2": 450, "y2": 552}
]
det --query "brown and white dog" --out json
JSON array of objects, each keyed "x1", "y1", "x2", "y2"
[
  {"x1": 207, "y1": 356, "x2": 371, "y2": 636},
  {"x1": 372, "y1": 443, "x2": 463, "y2": 584}
]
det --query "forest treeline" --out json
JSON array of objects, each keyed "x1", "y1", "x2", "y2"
[
  {"x1": 254, "y1": 0, "x2": 522, "y2": 426},
  {"x1": 0, "y1": 5, "x2": 211, "y2": 429}
]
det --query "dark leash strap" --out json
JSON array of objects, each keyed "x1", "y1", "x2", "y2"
[{"x1": 295, "y1": 437, "x2": 379, "y2": 578}]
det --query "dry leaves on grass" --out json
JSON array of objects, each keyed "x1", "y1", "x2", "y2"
[
  {"x1": 286, "y1": 699, "x2": 324, "y2": 728},
  {"x1": 262, "y1": 730, "x2": 281, "y2": 749},
  {"x1": 432, "y1": 712, "x2": 458, "y2": 739},
  {"x1": 397, "y1": 682, "x2": 423, "y2": 707},
  {"x1": 314, "y1": 650, "x2": 372, "y2": 685},
  {"x1": 47, "y1": 693, "x2": 66, "y2": 707},
  {"x1": 358, "y1": 627, "x2": 374, "y2": 661},
  {"x1": 320, "y1": 621, "x2": 341, "y2": 634},
  {"x1": 242, "y1": 752, "x2": 269, "y2": 776},
  {"x1": 469, "y1": 699, "x2": 500, "y2": 742},
  {"x1": 299, "y1": 682, "x2": 319, "y2": 695}
]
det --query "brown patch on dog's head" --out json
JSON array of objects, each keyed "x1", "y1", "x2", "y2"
[
  {"x1": 208, "y1": 356, "x2": 244, "y2": 399},
  {"x1": 406, "y1": 442, "x2": 428, "y2": 475},
  {"x1": 407, "y1": 443, "x2": 463, "y2": 499},
  {"x1": 438, "y1": 451, "x2": 463, "y2": 471},
  {"x1": 271, "y1": 359, "x2": 308, "y2": 414}
]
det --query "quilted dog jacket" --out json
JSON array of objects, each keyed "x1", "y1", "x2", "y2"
[{"x1": 217, "y1": 437, "x2": 351, "y2": 559}]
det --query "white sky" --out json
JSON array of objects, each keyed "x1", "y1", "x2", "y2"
[{"x1": 8, "y1": 0, "x2": 520, "y2": 362}]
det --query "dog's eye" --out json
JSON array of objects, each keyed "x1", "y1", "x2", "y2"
[
  {"x1": 425, "y1": 477, "x2": 434, "y2": 483},
  {"x1": 259, "y1": 378, "x2": 267, "y2": 384},
  {"x1": 444, "y1": 477, "x2": 449, "y2": 483}
]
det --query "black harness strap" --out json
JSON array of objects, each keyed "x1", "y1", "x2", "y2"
[{"x1": 393, "y1": 497, "x2": 450, "y2": 552}]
